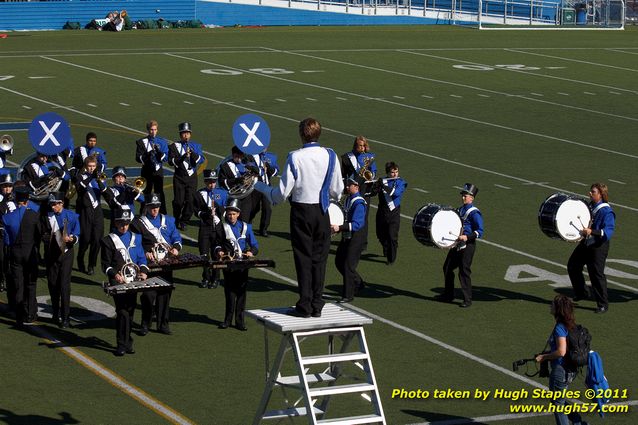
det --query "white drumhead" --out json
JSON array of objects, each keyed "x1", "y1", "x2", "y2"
[
  {"x1": 431, "y1": 209, "x2": 463, "y2": 248},
  {"x1": 328, "y1": 202, "x2": 344, "y2": 226},
  {"x1": 555, "y1": 199, "x2": 591, "y2": 241}
]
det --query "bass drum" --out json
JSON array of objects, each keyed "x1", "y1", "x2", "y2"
[
  {"x1": 327, "y1": 201, "x2": 345, "y2": 226},
  {"x1": 538, "y1": 193, "x2": 591, "y2": 242},
  {"x1": 412, "y1": 204, "x2": 462, "y2": 249}
]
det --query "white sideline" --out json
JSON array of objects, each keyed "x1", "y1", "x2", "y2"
[{"x1": 4, "y1": 59, "x2": 638, "y2": 214}]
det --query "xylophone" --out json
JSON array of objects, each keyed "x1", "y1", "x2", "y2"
[
  {"x1": 210, "y1": 258, "x2": 276, "y2": 271},
  {"x1": 147, "y1": 252, "x2": 209, "y2": 274},
  {"x1": 103, "y1": 276, "x2": 174, "y2": 296}
]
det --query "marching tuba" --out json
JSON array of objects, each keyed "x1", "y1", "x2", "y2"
[{"x1": 228, "y1": 172, "x2": 258, "y2": 200}]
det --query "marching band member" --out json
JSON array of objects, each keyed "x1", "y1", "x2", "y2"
[
  {"x1": 249, "y1": 149, "x2": 279, "y2": 237},
  {"x1": 195, "y1": 169, "x2": 226, "y2": 289},
  {"x1": 41, "y1": 192, "x2": 80, "y2": 328},
  {"x1": 103, "y1": 166, "x2": 144, "y2": 230},
  {"x1": 216, "y1": 199, "x2": 258, "y2": 331},
  {"x1": 218, "y1": 146, "x2": 254, "y2": 222},
  {"x1": 130, "y1": 193, "x2": 181, "y2": 335},
  {"x1": 100, "y1": 208, "x2": 149, "y2": 357},
  {"x1": 567, "y1": 183, "x2": 615, "y2": 314},
  {"x1": 75, "y1": 156, "x2": 107, "y2": 275},
  {"x1": 50, "y1": 146, "x2": 74, "y2": 208},
  {"x1": 71, "y1": 132, "x2": 107, "y2": 175},
  {"x1": 340, "y1": 135, "x2": 377, "y2": 182},
  {"x1": 168, "y1": 122, "x2": 205, "y2": 231},
  {"x1": 255, "y1": 118, "x2": 343, "y2": 318},
  {"x1": 3, "y1": 186, "x2": 40, "y2": 326},
  {"x1": 438, "y1": 183, "x2": 484, "y2": 308},
  {"x1": 23, "y1": 151, "x2": 69, "y2": 208},
  {"x1": 375, "y1": 162, "x2": 407, "y2": 265},
  {"x1": 135, "y1": 120, "x2": 169, "y2": 214},
  {"x1": 332, "y1": 177, "x2": 368, "y2": 302},
  {"x1": 0, "y1": 173, "x2": 15, "y2": 293},
  {"x1": 340, "y1": 136, "x2": 376, "y2": 251}
]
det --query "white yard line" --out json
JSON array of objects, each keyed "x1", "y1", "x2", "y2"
[
  {"x1": 399, "y1": 50, "x2": 638, "y2": 95},
  {"x1": 506, "y1": 48, "x2": 638, "y2": 73},
  {"x1": 168, "y1": 52, "x2": 638, "y2": 159},
  {"x1": 6, "y1": 58, "x2": 638, "y2": 214},
  {"x1": 264, "y1": 47, "x2": 638, "y2": 123}
]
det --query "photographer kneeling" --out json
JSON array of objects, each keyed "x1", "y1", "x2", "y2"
[{"x1": 535, "y1": 295, "x2": 586, "y2": 425}]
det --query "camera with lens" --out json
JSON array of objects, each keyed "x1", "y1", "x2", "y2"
[{"x1": 512, "y1": 354, "x2": 549, "y2": 377}]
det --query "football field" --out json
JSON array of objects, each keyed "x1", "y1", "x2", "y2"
[{"x1": 0, "y1": 26, "x2": 637, "y2": 424}]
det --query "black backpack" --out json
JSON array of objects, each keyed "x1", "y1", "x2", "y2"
[{"x1": 566, "y1": 324, "x2": 591, "y2": 370}]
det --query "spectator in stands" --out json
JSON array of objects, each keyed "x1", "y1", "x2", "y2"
[{"x1": 102, "y1": 11, "x2": 125, "y2": 32}]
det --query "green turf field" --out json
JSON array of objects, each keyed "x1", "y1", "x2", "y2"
[{"x1": 0, "y1": 26, "x2": 637, "y2": 424}]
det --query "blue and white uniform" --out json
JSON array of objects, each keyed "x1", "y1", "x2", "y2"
[
  {"x1": 568, "y1": 199, "x2": 615, "y2": 310},
  {"x1": 335, "y1": 190, "x2": 367, "y2": 300},
  {"x1": 376, "y1": 177, "x2": 407, "y2": 264}
]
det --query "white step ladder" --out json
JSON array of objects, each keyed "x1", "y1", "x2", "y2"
[{"x1": 246, "y1": 304, "x2": 386, "y2": 425}]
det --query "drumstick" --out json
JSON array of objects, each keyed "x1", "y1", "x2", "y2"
[
  {"x1": 569, "y1": 221, "x2": 581, "y2": 232},
  {"x1": 577, "y1": 215, "x2": 587, "y2": 229}
]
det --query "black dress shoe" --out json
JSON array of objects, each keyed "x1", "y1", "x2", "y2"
[
  {"x1": 260, "y1": 230, "x2": 269, "y2": 237},
  {"x1": 126, "y1": 347, "x2": 136, "y2": 354},
  {"x1": 87, "y1": 266, "x2": 95, "y2": 276},
  {"x1": 236, "y1": 324, "x2": 248, "y2": 331},
  {"x1": 289, "y1": 307, "x2": 311, "y2": 318},
  {"x1": 139, "y1": 326, "x2": 149, "y2": 336},
  {"x1": 114, "y1": 348, "x2": 126, "y2": 357},
  {"x1": 60, "y1": 320, "x2": 71, "y2": 329},
  {"x1": 218, "y1": 322, "x2": 230, "y2": 329},
  {"x1": 311, "y1": 311, "x2": 322, "y2": 318},
  {"x1": 159, "y1": 327, "x2": 172, "y2": 335},
  {"x1": 199, "y1": 280, "x2": 209, "y2": 289},
  {"x1": 338, "y1": 297, "x2": 354, "y2": 303},
  {"x1": 208, "y1": 279, "x2": 220, "y2": 289},
  {"x1": 459, "y1": 302, "x2": 472, "y2": 308},
  {"x1": 595, "y1": 306, "x2": 608, "y2": 314}
]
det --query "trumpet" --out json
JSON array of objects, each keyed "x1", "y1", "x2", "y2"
[
  {"x1": 126, "y1": 177, "x2": 147, "y2": 193},
  {"x1": 0, "y1": 134, "x2": 14, "y2": 153}
]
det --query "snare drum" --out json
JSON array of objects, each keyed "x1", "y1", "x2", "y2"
[
  {"x1": 412, "y1": 204, "x2": 462, "y2": 249},
  {"x1": 538, "y1": 193, "x2": 591, "y2": 242},
  {"x1": 328, "y1": 201, "x2": 345, "y2": 226}
]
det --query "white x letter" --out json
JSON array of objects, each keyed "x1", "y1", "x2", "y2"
[
  {"x1": 240, "y1": 122, "x2": 263, "y2": 148},
  {"x1": 38, "y1": 121, "x2": 61, "y2": 146}
]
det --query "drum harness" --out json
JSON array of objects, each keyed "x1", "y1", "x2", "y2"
[
  {"x1": 456, "y1": 206, "x2": 478, "y2": 251},
  {"x1": 343, "y1": 194, "x2": 366, "y2": 240},
  {"x1": 585, "y1": 202, "x2": 610, "y2": 246}
]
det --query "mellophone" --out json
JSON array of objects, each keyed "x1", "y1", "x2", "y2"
[{"x1": 103, "y1": 276, "x2": 174, "y2": 296}]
